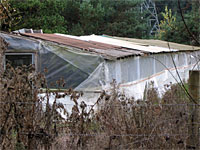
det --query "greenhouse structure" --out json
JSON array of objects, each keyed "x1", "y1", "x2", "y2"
[{"x1": 1, "y1": 30, "x2": 200, "y2": 99}]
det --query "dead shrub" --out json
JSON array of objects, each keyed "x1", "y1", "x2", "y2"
[
  {"x1": 51, "y1": 82, "x2": 190, "y2": 150},
  {"x1": 0, "y1": 38, "x2": 193, "y2": 149}
]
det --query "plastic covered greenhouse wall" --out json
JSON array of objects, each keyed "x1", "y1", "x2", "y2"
[
  {"x1": 1, "y1": 33, "x2": 104, "y2": 89},
  {"x1": 76, "y1": 51, "x2": 200, "y2": 99},
  {"x1": 1, "y1": 33, "x2": 200, "y2": 99}
]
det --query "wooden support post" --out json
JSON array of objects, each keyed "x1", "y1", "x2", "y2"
[
  {"x1": 0, "y1": 37, "x2": 7, "y2": 73},
  {"x1": 0, "y1": 37, "x2": 7, "y2": 101},
  {"x1": 0, "y1": 38, "x2": 5, "y2": 74},
  {"x1": 187, "y1": 70, "x2": 200, "y2": 148}
]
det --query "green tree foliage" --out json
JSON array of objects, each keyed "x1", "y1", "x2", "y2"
[
  {"x1": 155, "y1": 0, "x2": 190, "y2": 22},
  {"x1": 6, "y1": 0, "x2": 149, "y2": 38},
  {"x1": 156, "y1": 7, "x2": 179, "y2": 42},
  {"x1": 97, "y1": 0, "x2": 149, "y2": 38},
  {"x1": 156, "y1": 1, "x2": 200, "y2": 45},
  {"x1": 10, "y1": 0, "x2": 68, "y2": 33},
  {"x1": 65, "y1": 0, "x2": 148, "y2": 38},
  {"x1": 62, "y1": 0, "x2": 81, "y2": 34},
  {"x1": 1, "y1": 0, "x2": 200, "y2": 43},
  {"x1": 68, "y1": 1, "x2": 106, "y2": 35}
]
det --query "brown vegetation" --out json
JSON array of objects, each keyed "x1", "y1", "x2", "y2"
[{"x1": 0, "y1": 38, "x2": 195, "y2": 149}]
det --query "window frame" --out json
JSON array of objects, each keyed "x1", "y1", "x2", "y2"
[{"x1": 4, "y1": 52, "x2": 36, "y2": 70}]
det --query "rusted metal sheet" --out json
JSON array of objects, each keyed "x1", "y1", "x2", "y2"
[
  {"x1": 22, "y1": 33, "x2": 120, "y2": 50},
  {"x1": 89, "y1": 48, "x2": 143, "y2": 59},
  {"x1": 21, "y1": 33, "x2": 145, "y2": 59}
]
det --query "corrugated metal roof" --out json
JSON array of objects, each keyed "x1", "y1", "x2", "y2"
[
  {"x1": 22, "y1": 33, "x2": 119, "y2": 50},
  {"x1": 21, "y1": 33, "x2": 144, "y2": 59},
  {"x1": 78, "y1": 35, "x2": 178, "y2": 53},
  {"x1": 109, "y1": 36, "x2": 200, "y2": 51},
  {"x1": 20, "y1": 33, "x2": 200, "y2": 59},
  {"x1": 57, "y1": 34, "x2": 200, "y2": 52},
  {"x1": 58, "y1": 34, "x2": 198, "y2": 53}
]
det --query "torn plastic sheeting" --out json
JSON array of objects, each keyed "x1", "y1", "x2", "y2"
[
  {"x1": 41, "y1": 42, "x2": 104, "y2": 75},
  {"x1": 75, "y1": 62, "x2": 106, "y2": 91},
  {"x1": 38, "y1": 42, "x2": 103, "y2": 88},
  {"x1": 1, "y1": 33, "x2": 90, "y2": 88},
  {"x1": 39, "y1": 50, "x2": 89, "y2": 88},
  {"x1": 39, "y1": 44, "x2": 103, "y2": 88}
]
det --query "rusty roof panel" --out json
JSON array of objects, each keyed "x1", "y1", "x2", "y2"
[
  {"x1": 21, "y1": 33, "x2": 145, "y2": 59},
  {"x1": 89, "y1": 48, "x2": 143, "y2": 59},
  {"x1": 22, "y1": 33, "x2": 120, "y2": 50}
]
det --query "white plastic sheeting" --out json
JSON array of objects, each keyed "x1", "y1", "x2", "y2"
[
  {"x1": 109, "y1": 51, "x2": 200, "y2": 99},
  {"x1": 39, "y1": 92, "x2": 100, "y2": 117},
  {"x1": 40, "y1": 50, "x2": 200, "y2": 114},
  {"x1": 120, "y1": 64, "x2": 194, "y2": 99},
  {"x1": 54, "y1": 34, "x2": 200, "y2": 99},
  {"x1": 76, "y1": 51, "x2": 200, "y2": 99}
]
